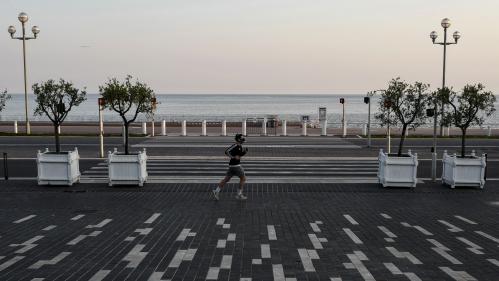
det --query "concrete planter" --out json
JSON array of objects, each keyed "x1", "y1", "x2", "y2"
[
  {"x1": 378, "y1": 149, "x2": 418, "y2": 188},
  {"x1": 37, "y1": 148, "x2": 80, "y2": 186},
  {"x1": 108, "y1": 148, "x2": 148, "y2": 187},
  {"x1": 442, "y1": 150, "x2": 486, "y2": 189}
]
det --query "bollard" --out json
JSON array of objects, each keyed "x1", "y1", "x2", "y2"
[
  {"x1": 261, "y1": 118, "x2": 267, "y2": 136},
  {"x1": 242, "y1": 120, "x2": 247, "y2": 136},
  {"x1": 362, "y1": 123, "x2": 367, "y2": 136},
  {"x1": 3, "y1": 153, "x2": 8, "y2": 180},
  {"x1": 142, "y1": 122, "x2": 147, "y2": 135},
  {"x1": 14, "y1": 121, "x2": 18, "y2": 134},
  {"x1": 342, "y1": 120, "x2": 347, "y2": 137},
  {"x1": 151, "y1": 120, "x2": 155, "y2": 137},
  {"x1": 282, "y1": 120, "x2": 287, "y2": 136},
  {"x1": 301, "y1": 121, "x2": 307, "y2": 136},
  {"x1": 181, "y1": 120, "x2": 187, "y2": 136},
  {"x1": 201, "y1": 120, "x2": 207, "y2": 136},
  {"x1": 222, "y1": 120, "x2": 227, "y2": 136},
  {"x1": 488, "y1": 126, "x2": 492, "y2": 137},
  {"x1": 58, "y1": 125, "x2": 61, "y2": 135},
  {"x1": 484, "y1": 153, "x2": 488, "y2": 180},
  {"x1": 321, "y1": 120, "x2": 327, "y2": 136},
  {"x1": 122, "y1": 125, "x2": 126, "y2": 145},
  {"x1": 161, "y1": 120, "x2": 166, "y2": 136}
]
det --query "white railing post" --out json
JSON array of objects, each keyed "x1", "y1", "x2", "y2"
[
  {"x1": 302, "y1": 121, "x2": 307, "y2": 136},
  {"x1": 58, "y1": 125, "x2": 61, "y2": 135},
  {"x1": 488, "y1": 126, "x2": 492, "y2": 137},
  {"x1": 202, "y1": 120, "x2": 207, "y2": 136},
  {"x1": 142, "y1": 122, "x2": 147, "y2": 135},
  {"x1": 342, "y1": 120, "x2": 347, "y2": 137},
  {"x1": 262, "y1": 118, "x2": 267, "y2": 136},
  {"x1": 14, "y1": 120, "x2": 18, "y2": 134},
  {"x1": 161, "y1": 120, "x2": 166, "y2": 136},
  {"x1": 222, "y1": 120, "x2": 227, "y2": 136},
  {"x1": 321, "y1": 120, "x2": 327, "y2": 136},
  {"x1": 282, "y1": 120, "x2": 287, "y2": 136},
  {"x1": 242, "y1": 120, "x2": 247, "y2": 136},
  {"x1": 151, "y1": 120, "x2": 155, "y2": 137},
  {"x1": 362, "y1": 123, "x2": 367, "y2": 136},
  {"x1": 181, "y1": 120, "x2": 187, "y2": 136}
]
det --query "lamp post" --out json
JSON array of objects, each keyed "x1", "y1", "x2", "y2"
[
  {"x1": 430, "y1": 18, "x2": 461, "y2": 137},
  {"x1": 8, "y1": 12, "x2": 40, "y2": 135},
  {"x1": 426, "y1": 107, "x2": 437, "y2": 181},
  {"x1": 364, "y1": 95, "x2": 371, "y2": 147}
]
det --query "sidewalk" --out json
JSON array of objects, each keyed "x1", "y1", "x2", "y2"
[{"x1": 0, "y1": 181, "x2": 498, "y2": 280}]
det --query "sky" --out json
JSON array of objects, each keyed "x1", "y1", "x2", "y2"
[{"x1": 1, "y1": 0, "x2": 498, "y2": 94}]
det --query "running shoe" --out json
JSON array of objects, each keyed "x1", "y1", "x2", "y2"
[
  {"x1": 235, "y1": 193, "x2": 248, "y2": 200},
  {"x1": 212, "y1": 189, "x2": 220, "y2": 201}
]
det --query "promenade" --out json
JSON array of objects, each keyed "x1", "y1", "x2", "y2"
[{"x1": 1, "y1": 135, "x2": 499, "y2": 280}]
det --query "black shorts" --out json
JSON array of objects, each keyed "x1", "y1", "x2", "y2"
[{"x1": 226, "y1": 166, "x2": 245, "y2": 178}]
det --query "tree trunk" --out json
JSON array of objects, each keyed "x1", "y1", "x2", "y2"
[
  {"x1": 124, "y1": 122, "x2": 129, "y2": 155},
  {"x1": 398, "y1": 124, "x2": 408, "y2": 157},
  {"x1": 461, "y1": 128, "x2": 467, "y2": 158},
  {"x1": 54, "y1": 123, "x2": 60, "y2": 153}
]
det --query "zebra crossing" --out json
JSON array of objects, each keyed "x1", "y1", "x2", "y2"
[{"x1": 80, "y1": 157, "x2": 380, "y2": 183}]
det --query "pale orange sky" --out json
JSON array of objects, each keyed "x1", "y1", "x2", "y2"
[{"x1": 1, "y1": 0, "x2": 498, "y2": 93}]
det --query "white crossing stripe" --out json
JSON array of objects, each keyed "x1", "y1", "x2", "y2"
[
  {"x1": 454, "y1": 215, "x2": 477, "y2": 225},
  {"x1": 261, "y1": 244, "x2": 271, "y2": 258},
  {"x1": 385, "y1": 247, "x2": 422, "y2": 265},
  {"x1": 267, "y1": 225, "x2": 277, "y2": 240},
  {"x1": 123, "y1": 245, "x2": 148, "y2": 268},
  {"x1": 29, "y1": 252, "x2": 71, "y2": 269},
  {"x1": 220, "y1": 255, "x2": 232, "y2": 269},
  {"x1": 456, "y1": 237, "x2": 484, "y2": 255},
  {"x1": 487, "y1": 259, "x2": 499, "y2": 267},
  {"x1": 272, "y1": 264, "x2": 286, "y2": 281},
  {"x1": 86, "y1": 219, "x2": 112, "y2": 229},
  {"x1": 71, "y1": 214, "x2": 85, "y2": 221},
  {"x1": 42, "y1": 225, "x2": 57, "y2": 231},
  {"x1": 384, "y1": 263, "x2": 422, "y2": 281},
  {"x1": 343, "y1": 228, "x2": 363, "y2": 244},
  {"x1": 438, "y1": 220, "x2": 463, "y2": 233},
  {"x1": 308, "y1": 234, "x2": 325, "y2": 249},
  {"x1": 206, "y1": 267, "x2": 220, "y2": 280},
  {"x1": 475, "y1": 231, "x2": 499, "y2": 244},
  {"x1": 439, "y1": 267, "x2": 477, "y2": 281},
  {"x1": 10, "y1": 235, "x2": 44, "y2": 254},
  {"x1": 89, "y1": 270, "x2": 112, "y2": 281},
  {"x1": 343, "y1": 215, "x2": 359, "y2": 225},
  {"x1": 344, "y1": 251, "x2": 375, "y2": 281},
  {"x1": 145, "y1": 213, "x2": 161, "y2": 224},
  {"x1": 0, "y1": 256, "x2": 25, "y2": 271},
  {"x1": 13, "y1": 215, "x2": 36, "y2": 224},
  {"x1": 310, "y1": 221, "x2": 322, "y2": 232},
  {"x1": 298, "y1": 249, "x2": 317, "y2": 272},
  {"x1": 380, "y1": 213, "x2": 392, "y2": 219}
]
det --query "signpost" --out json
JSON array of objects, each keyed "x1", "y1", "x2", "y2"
[{"x1": 98, "y1": 98, "x2": 105, "y2": 158}]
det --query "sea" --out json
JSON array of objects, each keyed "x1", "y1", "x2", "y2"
[{"x1": 1, "y1": 94, "x2": 498, "y2": 127}]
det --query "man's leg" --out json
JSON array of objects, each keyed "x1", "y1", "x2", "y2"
[
  {"x1": 236, "y1": 175, "x2": 247, "y2": 200},
  {"x1": 213, "y1": 175, "x2": 231, "y2": 201}
]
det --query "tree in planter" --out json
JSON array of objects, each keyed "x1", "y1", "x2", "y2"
[
  {"x1": 441, "y1": 84, "x2": 496, "y2": 158},
  {"x1": 33, "y1": 80, "x2": 87, "y2": 153},
  {"x1": 99, "y1": 76, "x2": 155, "y2": 155},
  {"x1": 375, "y1": 78, "x2": 431, "y2": 156},
  {"x1": 0, "y1": 89, "x2": 11, "y2": 113}
]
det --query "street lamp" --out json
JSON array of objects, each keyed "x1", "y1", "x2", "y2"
[
  {"x1": 430, "y1": 18, "x2": 460, "y2": 137},
  {"x1": 429, "y1": 18, "x2": 460, "y2": 181},
  {"x1": 8, "y1": 12, "x2": 40, "y2": 135},
  {"x1": 364, "y1": 95, "x2": 371, "y2": 147}
]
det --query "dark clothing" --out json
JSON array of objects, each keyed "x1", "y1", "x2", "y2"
[
  {"x1": 225, "y1": 143, "x2": 247, "y2": 166},
  {"x1": 226, "y1": 166, "x2": 245, "y2": 178}
]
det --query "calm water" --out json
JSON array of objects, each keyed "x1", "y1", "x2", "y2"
[{"x1": 1, "y1": 94, "x2": 498, "y2": 126}]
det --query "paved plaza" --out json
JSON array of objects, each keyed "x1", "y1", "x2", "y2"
[{"x1": 1, "y1": 181, "x2": 499, "y2": 280}]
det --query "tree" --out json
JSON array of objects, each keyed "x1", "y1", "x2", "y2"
[
  {"x1": 99, "y1": 76, "x2": 155, "y2": 155},
  {"x1": 442, "y1": 84, "x2": 496, "y2": 158},
  {"x1": 0, "y1": 89, "x2": 11, "y2": 113},
  {"x1": 375, "y1": 78, "x2": 431, "y2": 156},
  {"x1": 33, "y1": 80, "x2": 87, "y2": 153}
]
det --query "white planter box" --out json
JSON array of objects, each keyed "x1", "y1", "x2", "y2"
[
  {"x1": 442, "y1": 150, "x2": 486, "y2": 189},
  {"x1": 108, "y1": 148, "x2": 148, "y2": 187},
  {"x1": 378, "y1": 149, "x2": 418, "y2": 188},
  {"x1": 37, "y1": 148, "x2": 80, "y2": 186}
]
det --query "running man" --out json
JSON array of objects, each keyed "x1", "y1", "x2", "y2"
[{"x1": 212, "y1": 134, "x2": 248, "y2": 200}]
